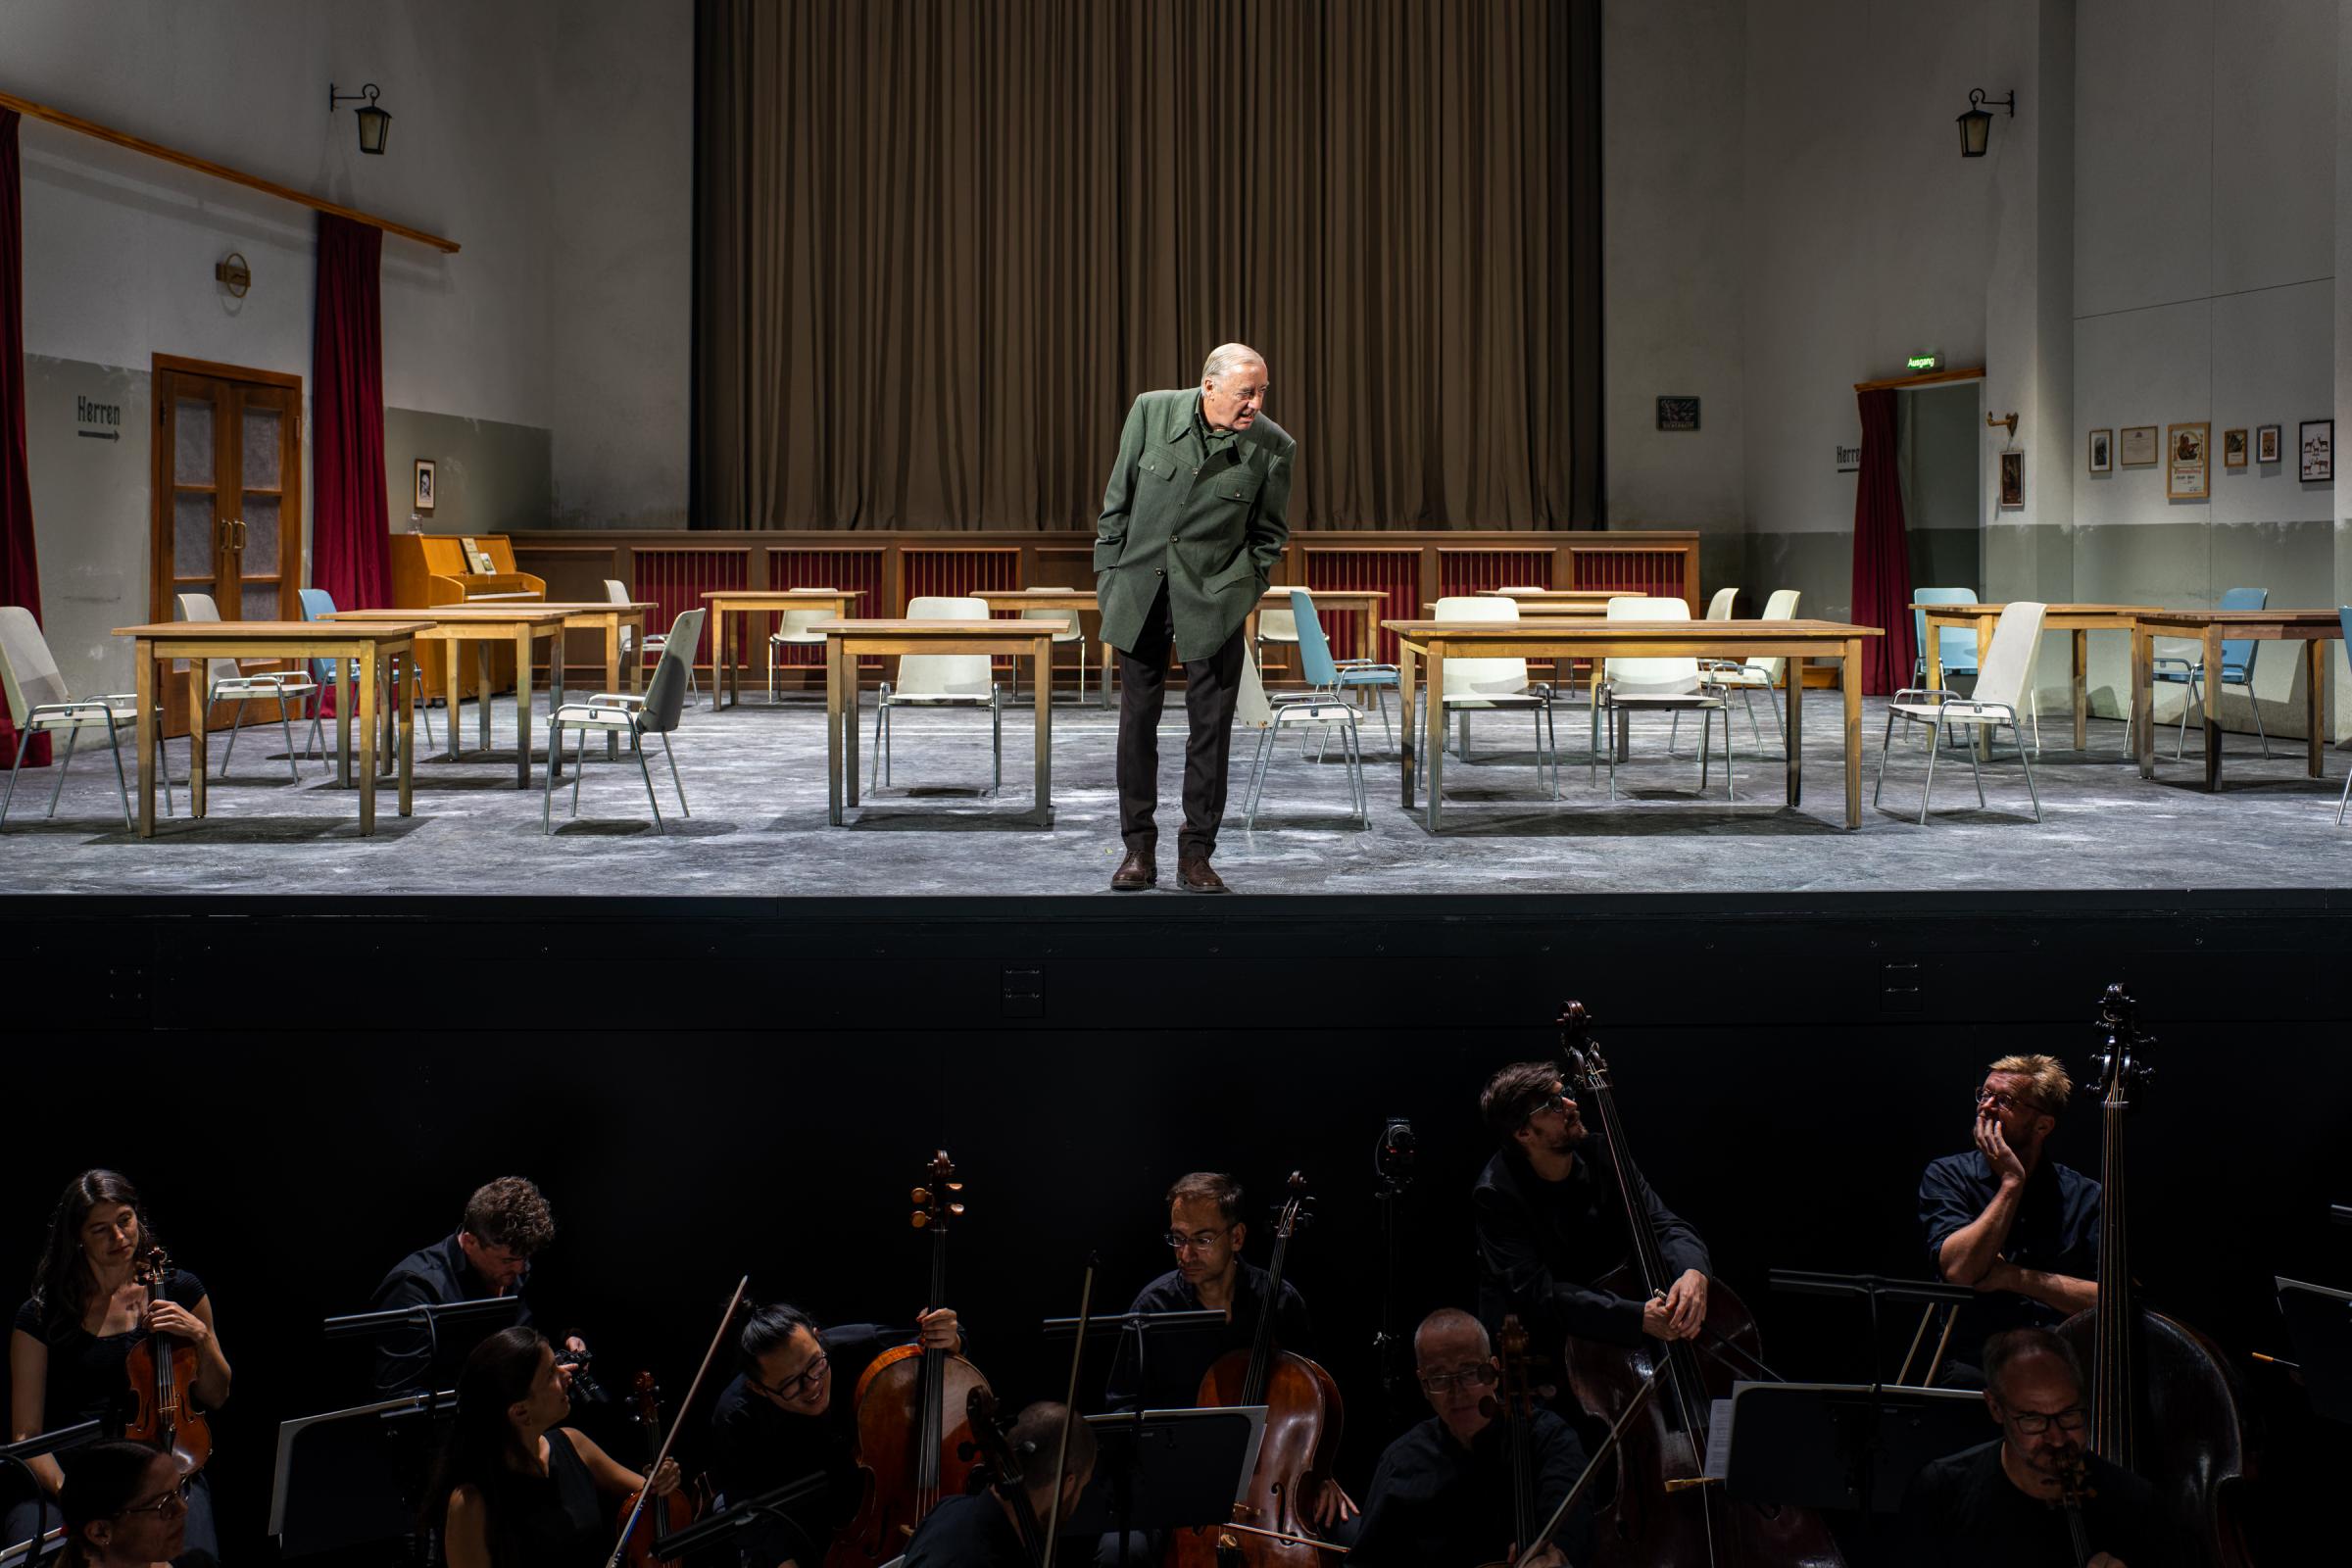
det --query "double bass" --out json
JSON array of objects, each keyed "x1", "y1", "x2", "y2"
[
  {"x1": 1553, "y1": 1003, "x2": 1842, "y2": 1568},
  {"x1": 1170, "y1": 1172, "x2": 1347, "y2": 1567},
  {"x1": 829, "y1": 1152, "x2": 993, "y2": 1566},
  {"x1": 121, "y1": 1247, "x2": 210, "y2": 1476},
  {"x1": 2055, "y1": 985, "x2": 2256, "y2": 1568}
]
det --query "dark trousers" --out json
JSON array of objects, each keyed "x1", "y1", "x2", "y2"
[{"x1": 1115, "y1": 584, "x2": 1246, "y2": 858}]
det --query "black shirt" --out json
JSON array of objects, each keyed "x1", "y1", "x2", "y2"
[
  {"x1": 1473, "y1": 1147, "x2": 1711, "y2": 1349},
  {"x1": 1898, "y1": 1439, "x2": 2178, "y2": 1568},
  {"x1": 12, "y1": 1268, "x2": 207, "y2": 1434},
  {"x1": 1105, "y1": 1262, "x2": 1315, "y2": 1411},
  {"x1": 1918, "y1": 1153, "x2": 2101, "y2": 1367},
  {"x1": 707, "y1": 1323, "x2": 895, "y2": 1567},
  {"x1": 902, "y1": 1489, "x2": 1027, "y2": 1568},
  {"x1": 369, "y1": 1232, "x2": 535, "y2": 1395},
  {"x1": 476, "y1": 1426, "x2": 604, "y2": 1568},
  {"x1": 1351, "y1": 1409, "x2": 1592, "y2": 1567}
]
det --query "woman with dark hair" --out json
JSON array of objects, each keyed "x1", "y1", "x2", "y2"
[
  {"x1": 431, "y1": 1325, "x2": 678, "y2": 1568},
  {"x1": 56, "y1": 1440, "x2": 186, "y2": 1567},
  {"x1": 6, "y1": 1171, "x2": 227, "y2": 1558}
]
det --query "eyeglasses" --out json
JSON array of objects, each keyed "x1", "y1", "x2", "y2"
[
  {"x1": 117, "y1": 1478, "x2": 194, "y2": 1518},
  {"x1": 1998, "y1": 1403, "x2": 2087, "y2": 1436},
  {"x1": 1976, "y1": 1087, "x2": 2038, "y2": 1115},
  {"x1": 1164, "y1": 1227, "x2": 1233, "y2": 1253},
  {"x1": 752, "y1": 1351, "x2": 829, "y2": 1400},
  {"x1": 1417, "y1": 1364, "x2": 1498, "y2": 1395}
]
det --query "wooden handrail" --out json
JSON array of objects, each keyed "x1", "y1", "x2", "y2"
[{"x1": 0, "y1": 88, "x2": 459, "y2": 254}]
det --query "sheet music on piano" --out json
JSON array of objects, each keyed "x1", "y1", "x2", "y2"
[{"x1": 1702, "y1": 1396, "x2": 1736, "y2": 1481}]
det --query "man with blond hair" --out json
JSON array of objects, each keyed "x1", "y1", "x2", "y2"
[{"x1": 1918, "y1": 1054, "x2": 2102, "y2": 1385}]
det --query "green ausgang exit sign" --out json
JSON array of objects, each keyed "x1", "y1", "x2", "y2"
[{"x1": 1907, "y1": 352, "x2": 1942, "y2": 371}]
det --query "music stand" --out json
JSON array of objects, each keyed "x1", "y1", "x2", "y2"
[
  {"x1": 1041, "y1": 1309, "x2": 1230, "y2": 1567},
  {"x1": 0, "y1": 1422, "x2": 103, "y2": 1568},
  {"x1": 1721, "y1": 1379, "x2": 1987, "y2": 1513},
  {"x1": 268, "y1": 1390, "x2": 456, "y2": 1556},
  {"x1": 649, "y1": 1472, "x2": 830, "y2": 1562},
  {"x1": 2276, "y1": 1276, "x2": 2352, "y2": 1426},
  {"x1": 322, "y1": 1296, "x2": 525, "y2": 1394},
  {"x1": 1063, "y1": 1407, "x2": 1268, "y2": 1535},
  {"x1": 1769, "y1": 1269, "x2": 1979, "y2": 1385}
]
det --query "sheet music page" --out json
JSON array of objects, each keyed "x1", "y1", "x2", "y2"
[{"x1": 1702, "y1": 1396, "x2": 1736, "y2": 1480}]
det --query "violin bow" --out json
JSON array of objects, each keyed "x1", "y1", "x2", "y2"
[
  {"x1": 1039, "y1": 1253, "x2": 1098, "y2": 1568},
  {"x1": 604, "y1": 1275, "x2": 750, "y2": 1568}
]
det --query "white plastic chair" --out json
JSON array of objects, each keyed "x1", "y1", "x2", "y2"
[
  {"x1": 1592, "y1": 596, "x2": 1732, "y2": 801},
  {"x1": 0, "y1": 606, "x2": 173, "y2": 828},
  {"x1": 174, "y1": 592, "x2": 319, "y2": 782},
  {"x1": 765, "y1": 587, "x2": 837, "y2": 701},
  {"x1": 1008, "y1": 596, "x2": 1087, "y2": 706},
  {"x1": 1254, "y1": 598, "x2": 1300, "y2": 675},
  {"x1": 1876, "y1": 602, "x2": 2046, "y2": 823},
  {"x1": 1696, "y1": 587, "x2": 1801, "y2": 757},
  {"x1": 1236, "y1": 643, "x2": 1368, "y2": 829},
  {"x1": 872, "y1": 596, "x2": 1002, "y2": 793},
  {"x1": 611, "y1": 579, "x2": 696, "y2": 703},
  {"x1": 1705, "y1": 586, "x2": 1739, "y2": 619},
  {"x1": 1426, "y1": 595, "x2": 1556, "y2": 795}
]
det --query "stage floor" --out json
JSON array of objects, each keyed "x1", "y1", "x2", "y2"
[{"x1": 1, "y1": 688, "x2": 2346, "y2": 898}]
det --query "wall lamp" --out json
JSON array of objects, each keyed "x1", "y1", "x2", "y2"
[
  {"x1": 328, "y1": 82, "x2": 392, "y2": 155},
  {"x1": 1957, "y1": 89, "x2": 2014, "y2": 158}
]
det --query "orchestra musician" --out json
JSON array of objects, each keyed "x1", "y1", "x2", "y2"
[
  {"x1": 1898, "y1": 1327, "x2": 2176, "y2": 1567},
  {"x1": 1471, "y1": 1064, "x2": 1711, "y2": 1353},
  {"x1": 53, "y1": 1439, "x2": 195, "y2": 1568},
  {"x1": 7, "y1": 1170, "x2": 226, "y2": 1559},
  {"x1": 1350, "y1": 1309, "x2": 1589, "y2": 1568},
  {"x1": 900, "y1": 1401, "x2": 1096, "y2": 1568},
  {"x1": 705, "y1": 1298, "x2": 964, "y2": 1567},
  {"x1": 428, "y1": 1324, "x2": 679, "y2": 1568},
  {"x1": 1919, "y1": 1054, "x2": 2101, "y2": 1386},
  {"x1": 370, "y1": 1176, "x2": 587, "y2": 1396}
]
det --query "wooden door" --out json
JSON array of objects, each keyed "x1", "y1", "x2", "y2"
[{"x1": 151, "y1": 357, "x2": 305, "y2": 736}]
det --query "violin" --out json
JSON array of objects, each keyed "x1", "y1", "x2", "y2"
[
  {"x1": 2057, "y1": 1451, "x2": 2096, "y2": 1568},
  {"x1": 612, "y1": 1371, "x2": 701, "y2": 1568},
  {"x1": 121, "y1": 1247, "x2": 210, "y2": 1475},
  {"x1": 1169, "y1": 1172, "x2": 1347, "y2": 1568},
  {"x1": 966, "y1": 1385, "x2": 1047, "y2": 1568},
  {"x1": 1473, "y1": 1315, "x2": 1543, "y2": 1568},
  {"x1": 1551, "y1": 1003, "x2": 1842, "y2": 1568},
  {"x1": 829, "y1": 1152, "x2": 993, "y2": 1567},
  {"x1": 2055, "y1": 985, "x2": 2257, "y2": 1568}
]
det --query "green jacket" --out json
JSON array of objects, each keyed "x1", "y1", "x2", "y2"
[{"x1": 1094, "y1": 389, "x2": 1294, "y2": 662}]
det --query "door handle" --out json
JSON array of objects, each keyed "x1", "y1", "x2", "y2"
[{"x1": 232, "y1": 517, "x2": 247, "y2": 553}]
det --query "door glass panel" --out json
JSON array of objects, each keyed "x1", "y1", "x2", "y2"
[
  {"x1": 173, "y1": 493, "x2": 217, "y2": 577},
  {"x1": 242, "y1": 582, "x2": 282, "y2": 623},
  {"x1": 173, "y1": 397, "x2": 216, "y2": 485},
  {"x1": 241, "y1": 495, "x2": 280, "y2": 575},
  {"x1": 241, "y1": 407, "x2": 282, "y2": 489}
]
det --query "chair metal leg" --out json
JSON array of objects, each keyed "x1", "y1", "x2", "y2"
[
  {"x1": 1375, "y1": 685, "x2": 1395, "y2": 753},
  {"x1": 220, "y1": 699, "x2": 245, "y2": 774},
  {"x1": 1874, "y1": 708, "x2": 1898, "y2": 807},
  {"x1": 660, "y1": 729, "x2": 688, "y2": 816},
  {"x1": 1544, "y1": 702, "x2": 1559, "y2": 799},
  {"x1": 1243, "y1": 728, "x2": 1270, "y2": 826},
  {"x1": 1670, "y1": 710, "x2": 1682, "y2": 754},
  {"x1": 2, "y1": 727, "x2": 32, "y2": 827},
  {"x1": 2246, "y1": 682, "x2": 2271, "y2": 759},
  {"x1": 278, "y1": 700, "x2": 301, "y2": 780},
  {"x1": 636, "y1": 734, "x2": 664, "y2": 832},
  {"x1": 569, "y1": 722, "x2": 587, "y2": 816},
  {"x1": 2177, "y1": 673, "x2": 2195, "y2": 760},
  {"x1": 871, "y1": 698, "x2": 888, "y2": 790},
  {"x1": 1966, "y1": 727, "x2": 1986, "y2": 807},
  {"x1": 106, "y1": 720, "x2": 133, "y2": 828},
  {"x1": 992, "y1": 690, "x2": 1004, "y2": 795},
  {"x1": 541, "y1": 719, "x2": 562, "y2": 833},
  {"x1": 1347, "y1": 719, "x2": 1368, "y2": 824},
  {"x1": 44, "y1": 723, "x2": 81, "y2": 817},
  {"x1": 2014, "y1": 721, "x2": 2042, "y2": 822},
  {"x1": 2337, "y1": 762, "x2": 2351, "y2": 824},
  {"x1": 1699, "y1": 707, "x2": 1710, "y2": 790},
  {"x1": 1742, "y1": 687, "x2": 1764, "y2": 756},
  {"x1": 1589, "y1": 689, "x2": 1602, "y2": 784},
  {"x1": 159, "y1": 716, "x2": 175, "y2": 817},
  {"x1": 1920, "y1": 717, "x2": 1942, "y2": 824},
  {"x1": 306, "y1": 689, "x2": 326, "y2": 771}
]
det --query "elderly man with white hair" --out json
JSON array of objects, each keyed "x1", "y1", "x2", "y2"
[{"x1": 1093, "y1": 344, "x2": 1295, "y2": 893}]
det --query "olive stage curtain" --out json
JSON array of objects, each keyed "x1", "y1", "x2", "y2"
[{"x1": 692, "y1": 0, "x2": 1600, "y2": 531}]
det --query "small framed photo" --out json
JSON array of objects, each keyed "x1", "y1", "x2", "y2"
[
  {"x1": 1655, "y1": 396, "x2": 1700, "y2": 432},
  {"x1": 2222, "y1": 428, "x2": 2247, "y2": 468},
  {"x1": 2087, "y1": 429, "x2": 2112, "y2": 473},
  {"x1": 1999, "y1": 450, "x2": 2024, "y2": 508},
  {"x1": 414, "y1": 458, "x2": 437, "y2": 513},
  {"x1": 2119, "y1": 425, "x2": 2158, "y2": 466},
  {"x1": 2256, "y1": 424, "x2": 2281, "y2": 464},
  {"x1": 2166, "y1": 422, "x2": 2209, "y2": 501},
  {"x1": 2301, "y1": 418, "x2": 2334, "y2": 482}
]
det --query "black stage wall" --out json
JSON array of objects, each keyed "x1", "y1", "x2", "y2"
[{"x1": 6, "y1": 891, "x2": 2349, "y2": 1560}]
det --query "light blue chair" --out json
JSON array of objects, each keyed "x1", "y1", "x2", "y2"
[
  {"x1": 298, "y1": 588, "x2": 436, "y2": 763},
  {"x1": 1911, "y1": 587, "x2": 1981, "y2": 684},
  {"x1": 1290, "y1": 590, "x2": 1398, "y2": 753},
  {"x1": 2150, "y1": 586, "x2": 2269, "y2": 761}
]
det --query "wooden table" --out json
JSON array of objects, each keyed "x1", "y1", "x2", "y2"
[
  {"x1": 1250, "y1": 586, "x2": 1388, "y2": 663},
  {"x1": 814, "y1": 619, "x2": 1058, "y2": 826},
  {"x1": 703, "y1": 590, "x2": 865, "y2": 710},
  {"x1": 2131, "y1": 609, "x2": 2341, "y2": 790},
  {"x1": 1918, "y1": 603, "x2": 2156, "y2": 753},
  {"x1": 330, "y1": 607, "x2": 569, "y2": 788},
  {"x1": 1384, "y1": 618, "x2": 1879, "y2": 831},
  {"x1": 1477, "y1": 588, "x2": 1641, "y2": 613},
  {"x1": 114, "y1": 619, "x2": 425, "y2": 838},
  {"x1": 972, "y1": 589, "x2": 1108, "y2": 705}
]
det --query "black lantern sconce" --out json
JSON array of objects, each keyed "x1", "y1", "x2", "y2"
[
  {"x1": 1957, "y1": 88, "x2": 2014, "y2": 158},
  {"x1": 328, "y1": 82, "x2": 393, "y2": 155}
]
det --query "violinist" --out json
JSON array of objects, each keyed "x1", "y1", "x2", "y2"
[
  {"x1": 428, "y1": 1325, "x2": 681, "y2": 1568},
  {"x1": 1471, "y1": 1064, "x2": 1711, "y2": 1351},
  {"x1": 371, "y1": 1176, "x2": 586, "y2": 1396},
  {"x1": 1919, "y1": 1054, "x2": 2101, "y2": 1385},
  {"x1": 1351, "y1": 1309, "x2": 1589, "y2": 1568},
  {"x1": 6, "y1": 1170, "x2": 226, "y2": 1559},
  {"x1": 706, "y1": 1298, "x2": 963, "y2": 1567},
  {"x1": 900, "y1": 1401, "x2": 1096, "y2": 1568},
  {"x1": 1898, "y1": 1327, "x2": 2176, "y2": 1568}
]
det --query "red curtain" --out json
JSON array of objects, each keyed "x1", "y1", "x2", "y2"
[
  {"x1": 0, "y1": 110, "x2": 47, "y2": 766},
  {"x1": 313, "y1": 213, "x2": 390, "y2": 612},
  {"x1": 1849, "y1": 388, "x2": 1915, "y2": 695}
]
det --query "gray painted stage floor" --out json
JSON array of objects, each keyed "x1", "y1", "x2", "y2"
[{"x1": 3, "y1": 688, "x2": 2347, "y2": 897}]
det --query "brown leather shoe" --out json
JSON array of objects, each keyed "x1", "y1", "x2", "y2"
[
  {"x1": 1110, "y1": 849, "x2": 1156, "y2": 891},
  {"x1": 1176, "y1": 853, "x2": 1229, "y2": 894}
]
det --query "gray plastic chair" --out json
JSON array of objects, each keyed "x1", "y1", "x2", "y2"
[
  {"x1": 174, "y1": 592, "x2": 318, "y2": 782},
  {"x1": 543, "y1": 608, "x2": 702, "y2": 833},
  {"x1": 0, "y1": 606, "x2": 173, "y2": 829}
]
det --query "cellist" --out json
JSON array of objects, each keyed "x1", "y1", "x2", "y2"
[
  {"x1": 900, "y1": 1401, "x2": 1096, "y2": 1568},
  {"x1": 6, "y1": 1170, "x2": 227, "y2": 1559}
]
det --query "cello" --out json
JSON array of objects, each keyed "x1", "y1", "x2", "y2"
[
  {"x1": 965, "y1": 1385, "x2": 1048, "y2": 1568},
  {"x1": 2055, "y1": 985, "x2": 2256, "y2": 1568},
  {"x1": 121, "y1": 1247, "x2": 210, "y2": 1477},
  {"x1": 1169, "y1": 1172, "x2": 1348, "y2": 1568},
  {"x1": 1552, "y1": 1003, "x2": 1842, "y2": 1568},
  {"x1": 1483, "y1": 1315, "x2": 1544, "y2": 1566},
  {"x1": 828, "y1": 1152, "x2": 993, "y2": 1567}
]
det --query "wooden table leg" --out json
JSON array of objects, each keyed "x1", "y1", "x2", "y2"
[
  {"x1": 2199, "y1": 628, "x2": 2224, "y2": 789},
  {"x1": 2133, "y1": 624, "x2": 2155, "y2": 777},
  {"x1": 1358, "y1": 607, "x2": 1377, "y2": 664},
  {"x1": 1927, "y1": 620, "x2": 1943, "y2": 692},
  {"x1": 337, "y1": 653, "x2": 355, "y2": 781},
  {"x1": 720, "y1": 608, "x2": 737, "y2": 710},
  {"x1": 2307, "y1": 637, "x2": 2327, "y2": 778},
  {"x1": 604, "y1": 614, "x2": 622, "y2": 760},
  {"x1": 844, "y1": 636, "x2": 860, "y2": 809},
  {"x1": 514, "y1": 629, "x2": 535, "y2": 790},
  {"x1": 1786, "y1": 656, "x2": 1804, "y2": 808},
  {"x1": 1423, "y1": 644, "x2": 1446, "y2": 832},
  {"x1": 135, "y1": 644, "x2": 156, "y2": 837},
  {"x1": 1396, "y1": 641, "x2": 1419, "y2": 808},
  {"x1": 1034, "y1": 636, "x2": 1053, "y2": 822},
  {"x1": 188, "y1": 662, "x2": 208, "y2": 820},
  {"x1": 397, "y1": 647, "x2": 415, "y2": 817},
  {"x1": 825, "y1": 634, "x2": 844, "y2": 826},
  {"x1": 357, "y1": 648, "x2": 378, "y2": 834},
  {"x1": 475, "y1": 644, "x2": 492, "y2": 754},
  {"x1": 377, "y1": 652, "x2": 395, "y2": 776},
  {"x1": 1841, "y1": 640, "x2": 1862, "y2": 829},
  {"x1": 2072, "y1": 629, "x2": 2088, "y2": 750}
]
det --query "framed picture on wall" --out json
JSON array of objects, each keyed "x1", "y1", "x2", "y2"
[
  {"x1": 2222, "y1": 428, "x2": 2247, "y2": 468},
  {"x1": 1655, "y1": 396, "x2": 1700, "y2": 431},
  {"x1": 2166, "y1": 422, "x2": 2209, "y2": 500},
  {"x1": 2119, "y1": 425, "x2": 2158, "y2": 466},
  {"x1": 2256, "y1": 424, "x2": 2282, "y2": 464},
  {"x1": 2301, "y1": 419, "x2": 2334, "y2": 482},
  {"x1": 414, "y1": 458, "x2": 437, "y2": 513},
  {"x1": 2087, "y1": 429, "x2": 2112, "y2": 472},
  {"x1": 1999, "y1": 451, "x2": 2024, "y2": 507}
]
